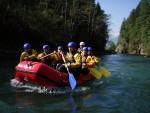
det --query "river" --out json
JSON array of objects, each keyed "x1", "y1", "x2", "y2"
[{"x1": 0, "y1": 54, "x2": 150, "y2": 113}]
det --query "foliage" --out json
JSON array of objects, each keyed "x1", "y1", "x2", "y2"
[
  {"x1": 106, "y1": 41, "x2": 116, "y2": 52},
  {"x1": 118, "y1": 0, "x2": 150, "y2": 54},
  {"x1": 0, "y1": 0, "x2": 109, "y2": 53}
]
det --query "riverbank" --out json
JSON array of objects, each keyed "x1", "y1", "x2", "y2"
[{"x1": 144, "y1": 55, "x2": 150, "y2": 58}]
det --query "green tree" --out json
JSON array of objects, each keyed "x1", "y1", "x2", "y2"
[
  {"x1": 117, "y1": 0, "x2": 150, "y2": 55},
  {"x1": 106, "y1": 41, "x2": 116, "y2": 52},
  {"x1": 0, "y1": 0, "x2": 109, "y2": 54}
]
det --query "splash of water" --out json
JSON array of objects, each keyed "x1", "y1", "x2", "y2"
[{"x1": 10, "y1": 79, "x2": 91, "y2": 95}]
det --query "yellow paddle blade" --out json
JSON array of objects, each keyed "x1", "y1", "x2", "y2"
[
  {"x1": 96, "y1": 57, "x2": 101, "y2": 62},
  {"x1": 89, "y1": 68, "x2": 102, "y2": 79},
  {"x1": 99, "y1": 67, "x2": 111, "y2": 77}
]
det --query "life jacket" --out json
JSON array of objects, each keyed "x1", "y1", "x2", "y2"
[
  {"x1": 86, "y1": 54, "x2": 101, "y2": 68},
  {"x1": 20, "y1": 49, "x2": 37, "y2": 62},
  {"x1": 67, "y1": 52, "x2": 76, "y2": 63},
  {"x1": 81, "y1": 55, "x2": 88, "y2": 69},
  {"x1": 54, "y1": 52, "x2": 63, "y2": 63},
  {"x1": 88, "y1": 54, "x2": 100, "y2": 65},
  {"x1": 66, "y1": 51, "x2": 82, "y2": 69}
]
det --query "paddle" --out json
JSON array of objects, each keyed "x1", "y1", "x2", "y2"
[
  {"x1": 39, "y1": 53, "x2": 54, "y2": 59},
  {"x1": 89, "y1": 68, "x2": 103, "y2": 79},
  {"x1": 98, "y1": 66, "x2": 111, "y2": 77},
  {"x1": 94, "y1": 56, "x2": 111, "y2": 77},
  {"x1": 61, "y1": 54, "x2": 77, "y2": 91},
  {"x1": 86, "y1": 56, "x2": 103, "y2": 79},
  {"x1": 89, "y1": 66, "x2": 110, "y2": 79},
  {"x1": 69, "y1": 95, "x2": 76, "y2": 113}
]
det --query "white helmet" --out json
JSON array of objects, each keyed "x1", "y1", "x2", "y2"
[{"x1": 79, "y1": 41, "x2": 85, "y2": 46}]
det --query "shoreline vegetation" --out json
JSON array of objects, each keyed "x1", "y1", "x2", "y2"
[
  {"x1": 0, "y1": 0, "x2": 109, "y2": 57},
  {"x1": 1, "y1": 0, "x2": 149, "y2": 58},
  {"x1": 116, "y1": 0, "x2": 150, "y2": 55}
]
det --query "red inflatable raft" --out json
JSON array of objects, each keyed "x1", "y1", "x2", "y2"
[{"x1": 14, "y1": 61, "x2": 95, "y2": 88}]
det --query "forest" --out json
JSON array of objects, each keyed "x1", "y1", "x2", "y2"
[
  {"x1": 117, "y1": 0, "x2": 150, "y2": 55},
  {"x1": 0, "y1": 0, "x2": 109, "y2": 56}
]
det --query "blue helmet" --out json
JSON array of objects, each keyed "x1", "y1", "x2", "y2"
[
  {"x1": 88, "y1": 47, "x2": 92, "y2": 51},
  {"x1": 82, "y1": 47, "x2": 88, "y2": 51},
  {"x1": 43, "y1": 45, "x2": 50, "y2": 49},
  {"x1": 68, "y1": 42, "x2": 76, "y2": 47},
  {"x1": 23, "y1": 43, "x2": 31, "y2": 49},
  {"x1": 58, "y1": 46, "x2": 63, "y2": 50}
]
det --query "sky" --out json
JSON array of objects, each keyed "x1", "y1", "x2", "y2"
[{"x1": 95, "y1": 0, "x2": 141, "y2": 43}]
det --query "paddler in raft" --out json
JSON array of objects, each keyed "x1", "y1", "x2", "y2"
[
  {"x1": 57, "y1": 42, "x2": 82, "y2": 76},
  {"x1": 51, "y1": 45, "x2": 64, "y2": 69},
  {"x1": 37, "y1": 44, "x2": 55, "y2": 66},
  {"x1": 87, "y1": 47, "x2": 100, "y2": 65},
  {"x1": 80, "y1": 47, "x2": 96, "y2": 74},
  {"x1": 77, "y1": 41, "x2": 85, "y2": 54},
  {"x1": 20, "y1": 43, "x2": 37, "y2": 62}
]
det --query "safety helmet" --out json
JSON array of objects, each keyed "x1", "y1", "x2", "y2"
[
  {"x1": 88, "y1": 47, "x2": 92, "y2": 51},
  {"x1": 68, "y1": 42, "x2": 76, "y2": 47},
  {"x1": 23, "y1": 43, "x2": 31, "y2": 49},
  {"x1": 82, "y1": 47, "x2": 88, "y2": 51},
  {"x1": 79, "y1": 41, "x2": 85, "y2": 46},
  {"x1": 58, "y1": 46, "x2": 63, "y2": 50},
  {"x1": 43, "y1": 45, "x2": 50, "y2": 49}
]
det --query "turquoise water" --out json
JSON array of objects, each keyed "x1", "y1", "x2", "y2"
[{"x1": 0, "y1": 54, "x2": 150, "y2": 113}]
